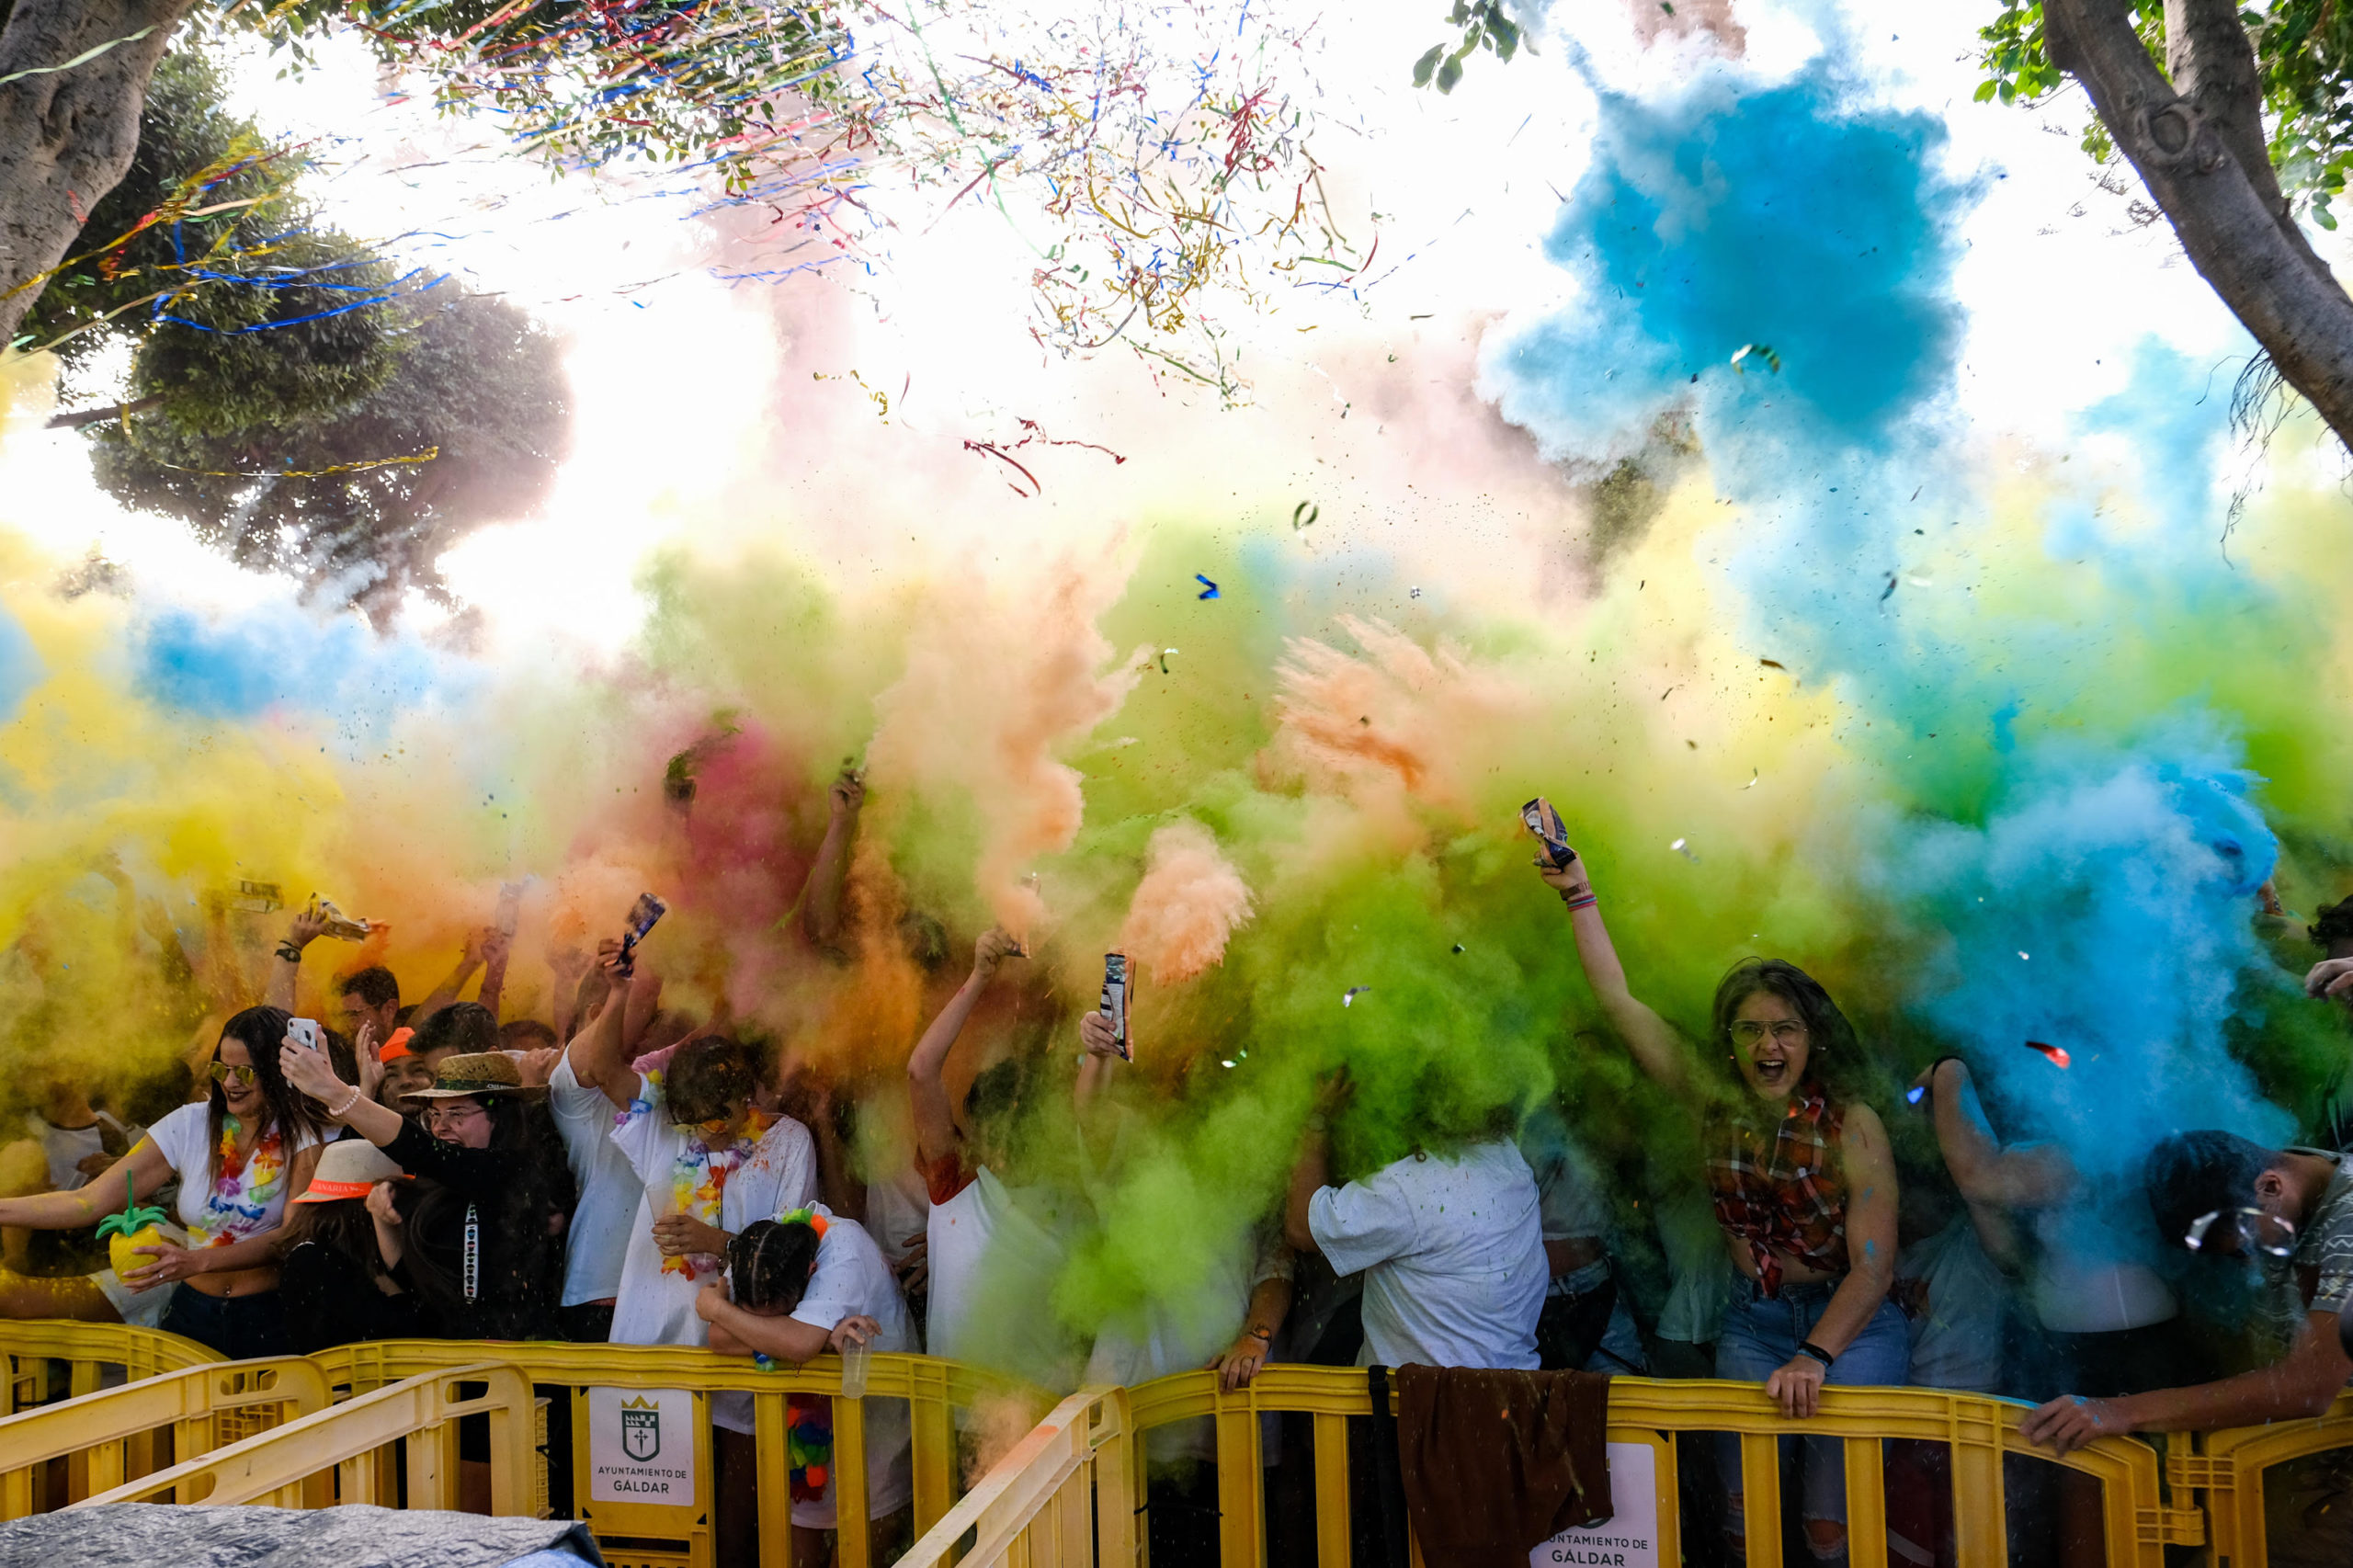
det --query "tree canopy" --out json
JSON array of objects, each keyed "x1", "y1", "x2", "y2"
[{"x1": 89, "y1": 288, "x2": 570, "y2": 628}]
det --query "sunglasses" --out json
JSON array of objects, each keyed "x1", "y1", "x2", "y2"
[
  {"x1": 2184, "y1": 1207, "x2": 2298, "y2": 1259},
  {"x1": 210, "y1": 1062, "x2": 258, "y2": 1086}
]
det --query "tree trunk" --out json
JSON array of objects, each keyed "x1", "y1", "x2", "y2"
[
  {"x1": 0, "y1": 0, "x2": 197, "y2": 347},
  {"x1": 44, "y1": 392, "x2": 163, "y2": 429},
  {"x1": 2044, "y1": 0, "x2": 2353, "y2": 452}
]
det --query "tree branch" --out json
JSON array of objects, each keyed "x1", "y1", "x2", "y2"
[
  {"x1": 0, "y1": 0, "x2": 198, "y2": 347},
  {"x1": 2046, "y1": 0, "x2": 2353, "y2": 453},
  {"x1": 44, "y1": 392, "x2": 163, "y2": 429}
]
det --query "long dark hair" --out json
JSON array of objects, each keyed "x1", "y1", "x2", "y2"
[
  {"x1": 1709, "y1": 958, "x2": 1861, "y2": 1100},
  {"x1": 302, "y1": 1198, "x2": 396, "y2": 1287},
  {"x1": 396, "y1": 1095, "x2": 570, "y2": 1323},
  {"x1": 207, "y1": 1006, "x2": 330, "y2": 1165}
]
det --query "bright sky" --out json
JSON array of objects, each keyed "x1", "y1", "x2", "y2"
[{"x1": 0, "y1": 0, "x2": 2286, "y2": 669}]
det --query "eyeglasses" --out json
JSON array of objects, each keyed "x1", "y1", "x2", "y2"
[
  {"x1": 2184, "y1": 1207, "x2": 2298, "y2": 1259},
  {"x1": 210, "y1": 1062, "x2": 258, "y2": 1086},
  {"x1": 1729, "y1": 1020, "x2": 1809, "y2": 1048},
  {"x1": 423, "y1": 1104, "x2": 487, "y2": 1131}
]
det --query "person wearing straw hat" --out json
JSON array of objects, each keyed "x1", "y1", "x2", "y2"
[
  {"x1": 279, "y1": 1138, "x2": 424, "y2": 1353},
  {"x1": 278, "y1": 1041, "x2": 570, "y2": 1343}
]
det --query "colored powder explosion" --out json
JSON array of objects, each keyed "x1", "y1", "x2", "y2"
[{"x1": 1, "y1": 5, "x2": 2351, "y2": 1387}]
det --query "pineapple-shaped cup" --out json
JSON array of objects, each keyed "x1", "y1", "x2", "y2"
[{"x1": 94, "y1": 1167, "x2": 173, "y2": 1278}]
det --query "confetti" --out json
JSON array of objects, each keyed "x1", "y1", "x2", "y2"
[
  {"x1": 1196, "y1": 574, "x2": 1221, "y2": 599},
  {"x1": 1881, "y1": 574, "x2": 1899, "y2": 601},
  {"x1": 1451, "y1": 943, "x2": 1465, "y2": 954},
  {"x1": 1342, "y1": 986, "x2": 1370, "y2": 1006},
  {"x1": 1743, "y1": 769, "x2": 1759, "y2": 790},
  {"x1": 1670, "y1": 837, "x2": 1698, "y2": 860},
  {"x1": 1904, "y1": 1085, "x2": 1927, "y2": 1105},
  {"x1": 2024, "y1": 1040, "x2": 2072, "y2": 1069},
  {"x1": 1730, "y1": 343, "x2": 1781, "y2": 375},
  {"x1": 1292, "y1": 502, "x2": 1319, "y2": 529},
  {"x1": 1759, "y1": 658, "x2": 1788, "y2": 671},
  {"x1": 1159, "y1": 648, "x2": 1178, "y2": 674}
]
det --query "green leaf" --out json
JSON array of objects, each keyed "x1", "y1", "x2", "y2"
[
  {"x1": 1436, "y1": 53, "x2": 1464, "y2": 93},
  {"x1": 1413, "y1": 43, "x2": 1445, "y2": 88},
  {"x1": 1973, "y1": 80, "x2": 1999, "y2": 102}
]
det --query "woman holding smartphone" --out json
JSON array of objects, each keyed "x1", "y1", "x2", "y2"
[{"x1": 0, "y1": 1006, "x2": 329, "y2": 1358}]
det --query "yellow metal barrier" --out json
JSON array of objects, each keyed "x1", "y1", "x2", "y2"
[
  {"x1": 897, "y1": 1387, "x2": 1135, "y2": 1568},
  {"x1": 2168, "y1": 1388, "x2": 2353, "y2": 1568},
  {"x1": 311, "y1": 1339, "x2": 1003, "y2": 1568},
  {"x1": 66, "y1": 1360, "x2": 536, "y2": 1512},
  {"x1": 0, "y1": 1321, "x2": 221, "y2": 1416},
  {"x1": 1114, "y1": 1369, "x2": 2199, "y2": 1568},
  {"x1": 0, "y1": 1355, "x2": 329, "y2": 1517}
]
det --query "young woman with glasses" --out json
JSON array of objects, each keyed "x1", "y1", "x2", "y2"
[
  {"x1": 0, "y1": 1006, "x2": 328, "y2": 1357},
  {"x1": 1533, "y1": 836, "x2": 1904, "y2": 1566},
  {"x1": 277, "y1": 1040, "x2": 570, "y2": 1343}
]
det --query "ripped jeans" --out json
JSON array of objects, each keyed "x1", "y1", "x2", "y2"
[{"x1": 1713, "y1": 1276, "x2": 1911, "y2": 1565}]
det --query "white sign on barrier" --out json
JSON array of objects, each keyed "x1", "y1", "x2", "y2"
[
  {"x1": 1530, "y1": 1441, "x2": 1659, "y2": 1568},
  {"x1": 587, "y1": 1387, "x2": 697, "y2": 1505}
]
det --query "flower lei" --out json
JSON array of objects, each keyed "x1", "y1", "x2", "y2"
[
  {"x1": 654, "y1": 1097, "x2": 780, "y2": 1279},
  {"x1": 193, "y1": 1115, "x2": 285, "y2": 1249}
]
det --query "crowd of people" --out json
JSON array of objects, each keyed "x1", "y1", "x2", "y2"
[{"x1": 0, "y1": 772, "x2": 2348, "y2": 1568}]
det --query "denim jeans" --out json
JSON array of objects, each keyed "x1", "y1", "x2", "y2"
[
  {"x1": 1713, "y1": 1277, "x2": 1911, "y2": 1564},
  {"x1": 158, "y1": 1287, "x2": 291, "y2": 1360}
]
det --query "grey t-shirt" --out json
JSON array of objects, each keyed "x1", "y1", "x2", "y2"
[{"x1": 2289, "y1": 1149, "x2": 2353, "y2": 1317}]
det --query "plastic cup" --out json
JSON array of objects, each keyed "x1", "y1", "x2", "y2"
[{"x1": 839, "y1": 1335, "x2": 871, "y2": 1399}]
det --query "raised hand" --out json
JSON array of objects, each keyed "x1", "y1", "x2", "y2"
[
  {"x1": 972, "y1": 926, "x2": 1023, "y2": 983},
  {"x1": 830, "y1": 767, "x2": 867, "y2": 818},
  {"x1": 355, "y1": 1020, "x2": 386, "y2": 1103}
]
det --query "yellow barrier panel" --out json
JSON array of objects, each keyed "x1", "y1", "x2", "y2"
[
  {"x1": 68, "y1": 1361, "x2": 538, "y2": 1514},
  {"x1": 1115, "y1": 1369, "x2": 2199, "y2": 1568},
  {"x1": 897, "y1": 1386, "x2": 1135, "y2": 1568},
  {"x1": 0, "y1": 1321, "x2": 221, "y2": 1416},
  {"x1": 2167, "y1": 1388, "x2": 2353, "y2": 1568},
  {"x1": 0, "y1": 1356, "x2": 329, "y2": 1517},
  {"x1": 310, "y1": 1339, "x2": 1004, "y2": 1568}
]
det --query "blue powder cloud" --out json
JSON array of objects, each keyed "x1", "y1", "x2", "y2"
[
  {"x1": 133, "y1": 603, "x2": 461, "y2": 728},
  {"x1": 0, "y1": 607, "x2": 45, "y2": 726}
]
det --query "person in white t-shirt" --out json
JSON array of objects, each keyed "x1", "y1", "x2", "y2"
[
  {"x1": 570, "y1": 941, "x2": 818, "y2": 1564},
  {"x1": 1284, "y1": 1090, "x2": 1547, "y2": 1371},
  {"x1": 0, "y1": 1006, "x2": 328, "y2": 1357},
  {"x1": 698, "y1": 1207, "x2": 918, "y2": 1564},
  {"x1": 907, "y1": 926, "x2": 1079, "y2": 1386},
  {"x1": 524, "y1": 990, "x2": 656, "y2": 1344}
]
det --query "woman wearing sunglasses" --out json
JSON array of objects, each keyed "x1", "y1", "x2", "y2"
[
  {"x1": 1532, "y1": 833, "x2": 1904, "y2": 1568},
  {"x1": 0, "y1": 1006, "x2": 328, "y2": 1357}
]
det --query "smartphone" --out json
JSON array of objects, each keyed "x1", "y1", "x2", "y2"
[
  {"x1": 289, "y1": 1017, "x2": 323, "y2": 1052},
  {"x1": 1520, "y1": 797, "x2": 1577, "y2": 870},
  {"x1": 1099, "y1": 953, "x2": 1132, "y2": 1061},
  {"x1": 615, "y1": 893, "x2": 667, "y2": 979}
]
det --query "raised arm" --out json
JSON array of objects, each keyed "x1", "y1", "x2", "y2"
[
  {"x1": 1074, "y1": 1011, "x2": 1126, "y2": 1116},
  {"x1": 799, "y1": 767, "x2": 864, "y2": 950},
  {"x1": 563, "y1": 946, "x2": 657, "y2": 1110},
  {"x1": 476, "y1": 926, "x2": 513, "y2": 1020},
  {"x1": 1532, "y1": 841, "x2": 1689, "y2": 1094},
  {"x1": 906, "y1": 927, "x2": 1020, "y2": 1166},
  {"x1": 1283, "y1": 1124, "x2": 1329, "y2": 1256},
  {"x1": 408, "y1": 928, "x2": 489, "y2": 1027},
  {"x1": 1914, "y1": 1058, "x2": 2075, "y2": 1209},
  {"x1": 266, "y1": 901, "x2": 332, "y2": 1013}
]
